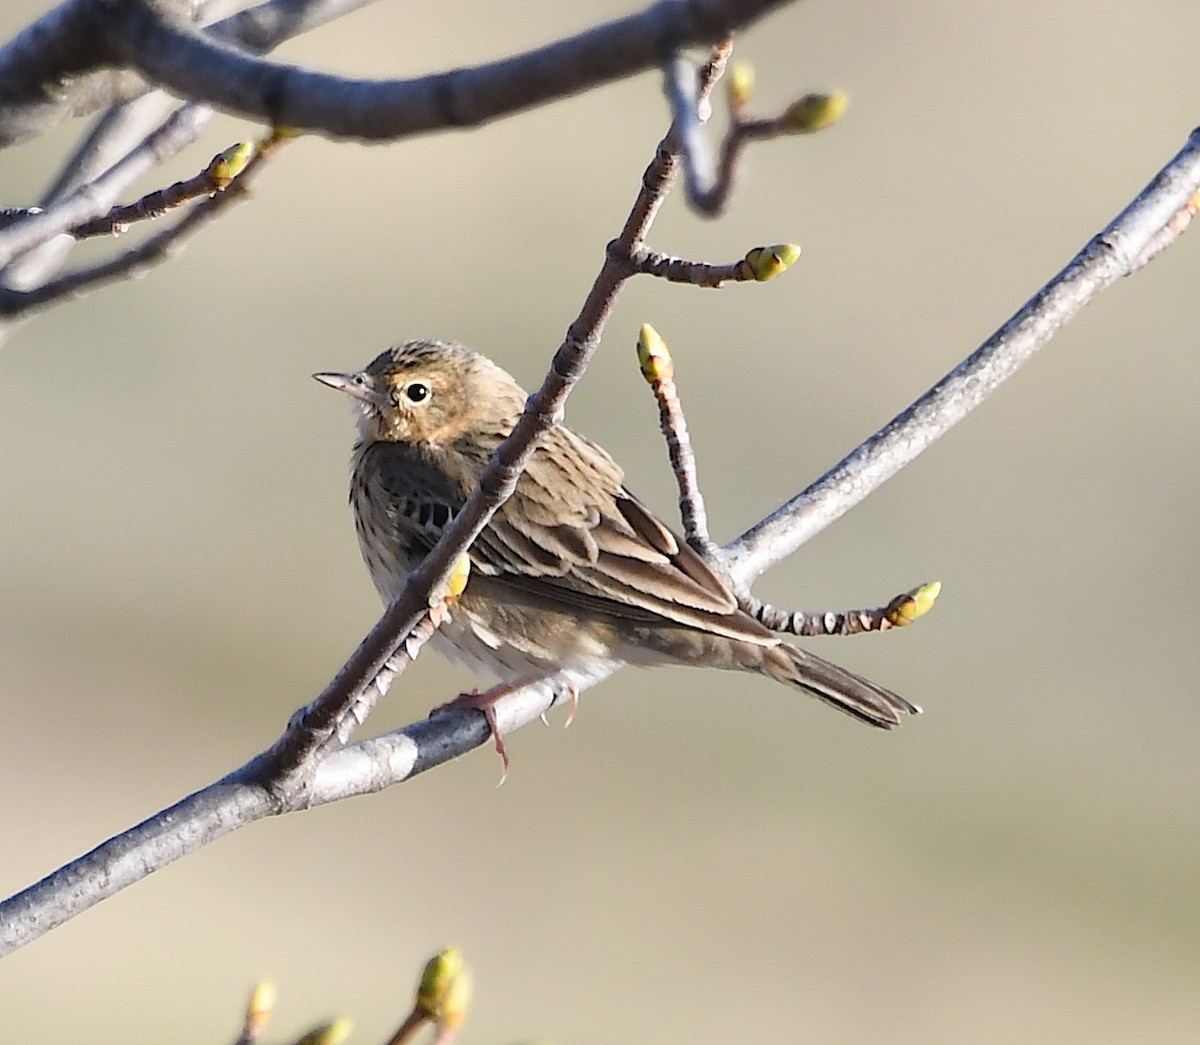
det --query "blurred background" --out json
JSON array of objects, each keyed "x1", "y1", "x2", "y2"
[{"x1": 2, "y1": 1, "x2": 1200, "y2": 1042}]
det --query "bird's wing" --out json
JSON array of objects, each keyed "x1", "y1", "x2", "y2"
[
  {"x1": 365, "y1": 433, "x2": 775, "y2": 645},
  {"x1": 479, "y1": 430, "x2": 776, "y2": 644}
]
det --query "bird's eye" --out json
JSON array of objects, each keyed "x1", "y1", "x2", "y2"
[{"x1": 403, "y1": 381, "x2": 431, "y2": 404}]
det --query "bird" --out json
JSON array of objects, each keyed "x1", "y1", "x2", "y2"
[{"x1": 314, "y1": 339, "x2": 919, "y2": 768}]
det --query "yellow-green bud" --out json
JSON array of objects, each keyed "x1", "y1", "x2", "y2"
[
  {"x1": 208, "y1": 142, "x2": 254, "y2": 187},
  {"x1": 243, "y1": 980, "x2": 276, "y2": 1034},
  {"x1": 437, "y1": 963, "x2": 472, "y2": 1031},
  {"x1": 885, "y1": 581, "x2": 942, "y2": 627},
  {"x1": 637, "y1": 324, "x2": 674, "y2": 383},
  {"x1": 416, "y1": 947, "x2": 472, "y2": 1028},
  {"x1": 292, "y1": 1018, "x2": 354, "y2": 1045},
  {"x1": 743, "y1": 244, "x2": 801, "y2": 282},
  {"x1": 781, "y1": 90, "x2": 849, "y2": 133},
  {"x1": 727, "y1": 63, "x2": 755, "y2": 109},
  {"x1": 445, "y1": 554, "x2": 471, "y2": 601}
]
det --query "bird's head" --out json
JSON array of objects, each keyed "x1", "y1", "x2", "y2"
[{"x1": 314, "y1": 339, "x2": 524, "y2": 446}]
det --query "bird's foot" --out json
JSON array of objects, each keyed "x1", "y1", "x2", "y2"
[
  {"x1": 562, "y1": 681, "x2": 580, "y2": 728},
  {"x1": 435, "y1": 683, "x2": 519, "y2": 785}
]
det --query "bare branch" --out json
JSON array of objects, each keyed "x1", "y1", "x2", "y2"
[
  {"x1": 0, "y1": 0, "x2": 382, "y2": 145},
  {"x1": 64, "y1": 140, "x2": 252, "y2": 238},
  {"x1": 3, "y1": 122, "x2": 1198, "y2": 958},
  {"x1": 621, "y1": 242, "x2": 801, "y2": 286},
  {"x1": 0, "y1": 124, "x2": 289, "y2": 316},
  {"x1": 725, "y1": 128, "x2": 1200, "y2": 584},
  {"x1": 0, "y1": 102, "x2": 215, "y2": 273},
  {"x1": 97, "y1": 0, "x2": 789, "y2": 142},
  {"x1": 634, "y1": 323, "x2": 722, "y2": 560},
  {"x1": 665, "y1": 50, "x2": 849, "y2": 217},
  {"x1": 744, "y1": 582, "x2": 942, "y2": 636}
]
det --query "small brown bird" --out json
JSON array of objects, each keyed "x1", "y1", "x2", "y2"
[{"x1": 315, "y1": 340, "x2": 918, "y2": 763}]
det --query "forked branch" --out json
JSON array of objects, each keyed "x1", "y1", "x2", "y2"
[{"x1": 3, "y1": 30, "x2": 1200, "y2": 963}]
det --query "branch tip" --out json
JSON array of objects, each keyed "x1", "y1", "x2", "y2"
[
  {"x1": 885, "y1": 581, "x2": 942, "y2": 627},
  {"x1": 637, "y1": 323, "x2": 674, "y2": 382},
  {"x1": 781, "y1": 89, "x2": 849, "y2": 134},
  {"x1": 208, "y1": 141, "x2": 254, "y2": 188},
  {"x1": 742, "y1": 242, "x2": 801, "y2": 281},
  {"x1": 727, "y1": 62, "x2": 755, "y2": 111},
  {"x1": 292, "y1": 1017, "x2": 354, "y2": 1045}
]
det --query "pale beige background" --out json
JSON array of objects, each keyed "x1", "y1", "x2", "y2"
[{"x1": 2, "y1": 2, "x2": 1199, "y2": 1042}]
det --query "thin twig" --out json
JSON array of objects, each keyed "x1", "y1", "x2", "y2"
[
  {"x1": 635, "y1": 324, "x2": 722, "y2": 560},
  {"x1": 66, "y1": 141, "x2": 252, "y2": 239},
  {"x1": 0, "y1": 132, "x2": 290, "y2": 316},
  {"x1": 637, "y1": 320, "x2": 936, "y2": 632},
  {"x1": 622, "y1": 243, "x2": 800, "y2": 286},
  {"x1": 744, "y1": 582, "x2": 941, "y2": 636},
  {"x1": 665, "y1": 53, "x2": 848, "y2": 217},
  {"x1": 637, "y1": 323, "x2": 939, "y2": 633},
  {"x1": 0, "y1": 103, "x2": 215, "y2": 271}
]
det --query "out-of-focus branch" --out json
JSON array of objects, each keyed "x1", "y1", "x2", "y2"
[
  {"x1": 0, "y1": 103, "x2": 214, "y2": 271},
  {"x1": 0, "y1": 0, "x2": 789, "y2": 146},
  {"x1": 0, "y1": 0, "x2": 382, "y2": 146},
  {"x1": 0, "y1": 0, "x2": 386, "y2": 328},
  {"x1": 664, "y1": 55, "x2": 848, "y2": 216},
  {"x1": 94, "y1": 0, "x2": 786, "y2": 142},
  {"x1": 0, "y1": 123, "x2": 289, "y2": 316}
]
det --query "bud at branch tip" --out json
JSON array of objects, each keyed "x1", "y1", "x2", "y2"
[{"x1": 637, "y1": 324, "x2": 674, "y2": 382}]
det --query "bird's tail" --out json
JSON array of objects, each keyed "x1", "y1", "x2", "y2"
[{"x1": 760, "y1": 642, "x2": 921, "y2": 728}]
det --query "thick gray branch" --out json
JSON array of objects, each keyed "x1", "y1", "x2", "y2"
[
  {"x1": 0, "y1": 0, "x2": 380, "y2": 145},
  {"x1": 98, "y1": 0, "x2": 789, "y2": 141},
  {"x1": 724, "y1": 131, "x2": 1200, "y2": 581}
]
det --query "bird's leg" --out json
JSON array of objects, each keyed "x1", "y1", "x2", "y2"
[
  {"x1": 436, "y1": 676, "x2": 580, "y2": 781},
  {"x1": 434, "y1": 683, "x2": 523, "y2": 783},
  {"x1": 540, "y1": 680, "x2": 580, "y2": 727},
  {"x1": 562, "y1": 681, "x2": 580, "y2": 728}
]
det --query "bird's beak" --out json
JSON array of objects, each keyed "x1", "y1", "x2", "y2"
[{"x1": 312, "y1": 370, "x2": 390, "y2": 409}]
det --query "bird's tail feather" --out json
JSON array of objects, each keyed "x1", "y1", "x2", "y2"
[{"x1": 761, "y1": 643, "x2": 921, "y2": 728}]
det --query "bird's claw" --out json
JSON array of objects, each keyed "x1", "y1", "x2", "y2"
[{"x1": 435, "y1": 684, "x2": 513, "y2": 784}]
